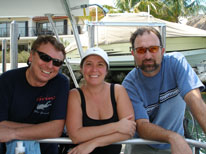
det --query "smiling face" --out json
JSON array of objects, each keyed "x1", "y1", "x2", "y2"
[
  {"x1": 132, "y1": 31, "x2": 165, "y2": 77},
  {"x1": 81, "y1": 55, "x2": 107, "y2": 86},
  {"x1": 27, "y1": 42, "x2": 64, "y2": 87}
]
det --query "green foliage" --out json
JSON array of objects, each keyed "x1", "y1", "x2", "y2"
[
  {"x1": 0, "y1": 50, "x2": 29, "y2": 63},
  {"x1": 18, "y1": 51, "x2": 30, "y2": 63},
  {"x1": 60, "y1": 38, "x2": 70, "y2": 47},
  {"x1": 0, "y1": 51, "x2": 10, "y2": 63},
  {"x1": 112, "y1": 0, "x2": 206, "y2": 23}
]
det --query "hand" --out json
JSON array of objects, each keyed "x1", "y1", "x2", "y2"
[
  {"x1": 68, "y1": 141, "x2": 96, "y2": 154},
  {"x1": 117, "y1": 115, "x2": 136, "y2": 137},
  {"x1": 0, "y1": 125, "x2": 15, "y2": 142},
  {"x1": 169, "y1": 133, "x2": 192, "y2": 154}
]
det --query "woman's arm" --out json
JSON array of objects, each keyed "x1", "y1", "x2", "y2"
[
  {"x1": 66, "y1": 89, "x2": 119, "y2": 144},
  {"x1": 68, "y1": 131, "x2": 133, "y2": 154},
  {"x1": 68, "y1": 84, "x2": 137, "y2": 154},
  {"x1": 66, "y1": 87, "x2": 136, "y2": 144},
  {"x1": 115, "y1": 84, "x2": 135, "y2": 120}
]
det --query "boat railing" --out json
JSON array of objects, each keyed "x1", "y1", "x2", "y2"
[{"x1": 38, "y1": 137, "x2": 206, "y2": 152}]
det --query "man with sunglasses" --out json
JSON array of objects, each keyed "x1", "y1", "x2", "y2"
[
  {"x1": 122, "y1": 27, "x2": 206, "y2": 154},
  {"x1": 0, "y1": 36, "x2": 69, "y2": 154}
]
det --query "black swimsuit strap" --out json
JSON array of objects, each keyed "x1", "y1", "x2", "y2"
[
  {"x1": 76, "y1": 88, "x2": 86, "y2": 112},
  {"x1": 110, "y1": 83, "x2": 117, "y2": 115}
]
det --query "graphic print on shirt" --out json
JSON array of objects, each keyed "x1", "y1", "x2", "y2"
[
  {"x1": 146, "y1": 87, "x2": 180, "y2": 122},
  {"x1": 36, "y1": 101, "x2": 52, "y2": 110},
  {"x1": 34, "y1": 96, "x2": 55, "y2": 115},
  {"x1": 25, "y1": 96, "x2": 56, "y2": 123},
  {"x1": 159, "y1": 88, "x2": 180, "y2": 103}
]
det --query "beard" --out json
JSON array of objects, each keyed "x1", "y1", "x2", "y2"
[{"x1": 139, "y1": 59, "x2": 160, "y2": 73}]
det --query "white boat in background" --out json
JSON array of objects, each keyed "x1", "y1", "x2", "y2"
[{"x1": 66, "y1": 13, "x2": 206, "y2": 73}]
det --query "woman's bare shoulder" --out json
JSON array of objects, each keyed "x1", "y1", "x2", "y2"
[
  {"x1": 114, "y1": 83, "x2": 126, "y2": 91},
  {"x1": 69, "y1": 88, "x2": 81, "y2": 99}
]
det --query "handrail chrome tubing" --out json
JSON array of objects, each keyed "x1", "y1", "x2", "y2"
[
  {"x1": 87, "y1": 21, "x2": 166, "y2": 27},
  {"x1": 38, "y1": 138, "x2": 206, "y2": 149}
]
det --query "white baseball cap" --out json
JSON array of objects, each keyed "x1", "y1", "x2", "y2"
[{"x1": 80, "y1": 47, "x2": 109, "y2": 67}]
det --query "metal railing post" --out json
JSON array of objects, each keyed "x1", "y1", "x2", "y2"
[
  {"x1": 87, "y1": 24, "x2": 95, "y2": 48},
  {"x1": 86, "y1": 21, "x2": 166, "y2": 50},
  {"x1": 61, "y1": 0, "x2": 84, "y2": 58},
  {"x1": 2, "y1": 39, "x2": 7, "y2": 73},
  {"x1": 10, "y1": 20, "x2": 19, "y2": 70},
  {"x1": 38, "y1": 137, "x2": 206, "y2": 149},
  {"x1": 46, "y1": 13, "x2": 79, "y2": 88},
  {"x1": 46, "y1": 14, "x2": 60, "y2": 41}
]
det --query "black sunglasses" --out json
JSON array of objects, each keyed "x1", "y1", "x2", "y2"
[{"x1": 36, "y1": 50, "x2": 64, "y2": 67}]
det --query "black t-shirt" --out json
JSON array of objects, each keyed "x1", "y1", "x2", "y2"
[{"x1": 0, "y1": 67, "x2": 70, "y2": 154}]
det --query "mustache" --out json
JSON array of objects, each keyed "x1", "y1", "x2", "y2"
[{"x1": 142, "y1": 59, "x2": 155, "y2": 63}]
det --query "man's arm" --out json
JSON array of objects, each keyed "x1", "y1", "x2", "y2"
[
  {"x1": 184, "y1": 88, "x2": 206, "y2": 133},
  {"x1": 0, "y1": 119, "x2": 64, "y2": 142},
  {"x1": 0, "y1": 121, "x2": 32, "y2": 128},
  {"x1": 136, "y1": 119, "x2": 192, "y2": 154}
]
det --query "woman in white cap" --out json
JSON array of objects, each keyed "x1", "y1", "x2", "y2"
[{"x1": 66, "y1": 47, "x2": 136, "y2": 154}]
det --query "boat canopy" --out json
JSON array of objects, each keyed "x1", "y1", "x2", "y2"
[{"x1": 66, "y1": 13, "x2": 206, "y2": 52}]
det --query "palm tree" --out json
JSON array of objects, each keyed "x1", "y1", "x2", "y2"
[
  {"x1": 162, "y1": 0, "x2": 206, "y2": 22},
  {"x1": 114, "y1": 0, "x2": 135, "y2": 12},
  {"x1": 113, "y1": 0, "x2": 206, "y2": 23},
  {"x1": 159, "y1": 0, "x2": 185, "y2": 22},
  {"x1": 114, "y1": 0, "x2": 171, "y2": 20},
  {"x1": 184, "y1": 0, "x2": 206, "y2": 16},
  {"x1": 132, "y1": 0, "x2": 166, "y2": 18}
]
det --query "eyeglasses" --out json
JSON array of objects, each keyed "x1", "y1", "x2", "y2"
[
  {"x1": 131, "y1": 46, "x2": 161, "y2": 54},
  {"x1": 36, "y1": 50, "x2": 64, "y2": 67}
]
